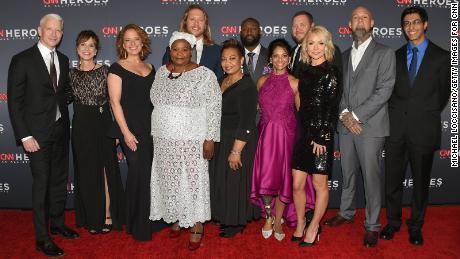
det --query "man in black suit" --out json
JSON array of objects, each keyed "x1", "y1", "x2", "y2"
[
  {"x1": 380, "y1": 6, "x2": 450, "y2": 246},
  {"x1": 240, "y1": 17, "x2": 268, "y2": 83},
  {"x1": 7, "y1": 13, "x2": 78, "y2": 257},
  {"x1": 290, "y1": 11, "x2": 342, "y2": 77}
]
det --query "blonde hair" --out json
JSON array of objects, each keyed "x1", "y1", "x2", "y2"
[
  {"x1": 179, "y1": 5, "x2": 214, "y2": 45},
  {"x1": 300, "y1": 25, "x2": 335, "y2": 64}
]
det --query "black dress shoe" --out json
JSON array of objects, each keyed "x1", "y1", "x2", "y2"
[
  {"x1": 363, "y1": 230, "x2": 379, "y2": 247},
  {"x1": 409, "y1": 229, "x2": 424, "y2": 245},
  {"x1": 323, "y1": 215, "x2": 354, "y2": 227},
  {"x1": 219, "y1": 226, "x2": 244, "y2": 238},
  {"x1": 36, "y1": 240, "x2": 64, "y2": 257},
  {"x1": 50, "y1": 226, "x2": 80, "y2": 239},
  {"x1": 380, "y1": 224, "x2": 400, "y2": 240}
]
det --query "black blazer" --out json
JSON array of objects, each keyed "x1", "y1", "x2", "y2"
[
  {"x1": 162, "y1": 43, "x2": 224, "y2": 80},
  {"x1": 7, "y1": 44, "x2": 71, "y2": 145},
  {"x1": 388, "y1": 41, "x2": 450, "y2": 149}
]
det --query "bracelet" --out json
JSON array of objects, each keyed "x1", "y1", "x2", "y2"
[{"x1": 230, "y1": 149, "x2": 241, "y2": 155}]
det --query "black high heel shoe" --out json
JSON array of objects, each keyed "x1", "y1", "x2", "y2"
[
  {"x1": 101, "y1": 217, "x2": 112, "y2": 234},
  {"x1": 291, "y1": 217, "x2": 307, "y2": 242},
  {"x1": 219, "y1": 225, "x2": 245, "y2": 238},
  {"x1": 299, "y1": 226, "x2": 321, "y2": 247}
]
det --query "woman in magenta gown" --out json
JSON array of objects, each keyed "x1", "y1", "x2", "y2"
[{"x1": 251, "y1": 39, "x2": 299, "y2": 241}]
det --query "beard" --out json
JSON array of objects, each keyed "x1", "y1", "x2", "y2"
[
  {"x1": 240, "y1": 34, "x2": 261, "y2": 47},
  {"x1": 352, "y1": 28, "x2": 372, "y2": 42}
]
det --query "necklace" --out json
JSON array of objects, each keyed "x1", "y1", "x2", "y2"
[
  {"x1": 167, "y1": 64, "x2": 188, "y2": 80},
  {"x1": 79, "y1": 62, "x2": 96, "y2": 71}
]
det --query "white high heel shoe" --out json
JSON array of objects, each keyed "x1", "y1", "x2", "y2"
[
  {"x1": 273, "y1": 218, "x2": 285, "y2": 241},
  {"x1": 261, "y1": 216, "x2": 274, "y2": 239}
]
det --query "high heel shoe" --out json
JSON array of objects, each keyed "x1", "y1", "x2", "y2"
[
  {"x1": 273, "y1": 217, "x2": 285, "y2": 241},
  {"x1": 299, "y1": 226, "x2": 321, "y2": 247},
  {"x1": 261, "y1": 216, "x2": 274, "y2": 239},
  {"x1": 168, "y1": 224, "x2": 181, "y2": 238},
  {"x1": 101, "y1": 217, "x2": 112, "y2": 234},
  {"x1": 219, "y1": 226, "x2": 244, "y2": 238},
  {"x1": 291, "y1": 217, "x2": 307, "y2": 242},
  {"x1": 188, "y1": 226, "x2": 204, "y2": 251}
]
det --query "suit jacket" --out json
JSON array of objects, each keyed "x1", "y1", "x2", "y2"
[
  {"x1": 7, "y1": 44, "x2": 71, "y2": 145},
  {"x1": 388, "y1": 41, "x2": 450, "y2": 149},
  {"x1": 291, "y1": 43, "x2": 343, "y2": 78},
  {"x1": 243, "y1": 45, "x2": 268, "y2": 84},
  {"x1": 338, "y1": 39, "x2": 396, "y2": 137},
  {"x1": 162, "y1": 44, "x2": 224, "y2": 80}
]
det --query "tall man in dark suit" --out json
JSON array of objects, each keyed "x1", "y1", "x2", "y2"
[
  {"x1": 380, "y1": 6, "x2": 450, "y2": 246},
  {"x1": 239, "y1": 17, "x2": 268, "y2": 83},
  {"x1": 290, "y1": 11, "x2": 342, "y2": 77},
  {"x1": 323, "y1": 6, "x2": 396, "y2": 248},
  {"x1": 7, "y1": 13, "x2": 78, "y2": 257}
]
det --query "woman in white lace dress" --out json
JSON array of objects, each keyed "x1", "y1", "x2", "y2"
[{"x1": 149, "y1": 32, "x2": 221, "y2": 250}]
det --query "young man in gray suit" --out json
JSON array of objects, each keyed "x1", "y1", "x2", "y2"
[
  {"x1": 323, "y1": 6, "x2": 396, "y2": 248},
  {"x1": 240, "y1": 17, "x2": 268, "y2": 83}
]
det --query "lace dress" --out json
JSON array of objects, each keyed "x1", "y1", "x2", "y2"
[
  {"x1": 149, "y1": 65, "x2": 221, "y2": 228},
  {"x1": 70, "y1": 65, "x2": 125, "y2": 232}
]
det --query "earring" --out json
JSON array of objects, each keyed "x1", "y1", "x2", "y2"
[
  {"x1": 240, "y1": 64, "x2": 244, "y2": 73},
  {"x1": 141, "y1": 50, "x2": 144, "y2": 59},
  {"x1": 123, "y1": 50, "x2": 127, "y2": 59}
]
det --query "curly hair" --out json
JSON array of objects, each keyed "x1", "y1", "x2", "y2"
[{"x1": 116, "y1": 24, "x2": 151, "y2": 60}]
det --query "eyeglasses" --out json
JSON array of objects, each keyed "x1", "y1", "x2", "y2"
[{"x1": 403, "y1": 19, "x2": 424, "y2": 27}]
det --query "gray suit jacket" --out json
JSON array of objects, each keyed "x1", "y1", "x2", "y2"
[{"x1": 338, "y1": 39, "x2": 396, "y2": 137}]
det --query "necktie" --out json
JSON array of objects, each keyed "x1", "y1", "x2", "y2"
[
  {"x1": 191, "y1": 45, "x2": 198, "y2": 63},
  {"x1": 408, "y1": 47, "x2": 418, "y2": 86},
  {"x1": 50, "y1": 51, "x2": 57, "y2": 91},
  {"x1": 247, "y1": 52, "x2": 255, "y2": 75}
]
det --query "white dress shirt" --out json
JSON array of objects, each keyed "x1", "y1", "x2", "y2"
[
  {"x1": 341, "y1": 37, "x2": 373, "y2": 122},
  {"x1": 244, "y1": 44, "x2": 262, "y2": 71},
  {"x1": 196, "y1": 38, "x2": 204, "y2": 64}
]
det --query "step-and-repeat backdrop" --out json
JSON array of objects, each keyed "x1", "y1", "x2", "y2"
[{"x1": 0, "y1": 0, "x2": 457, "y2": 208}]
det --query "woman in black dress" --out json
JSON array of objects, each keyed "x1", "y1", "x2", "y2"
[
  {"x1": 71, "y1": 30, "x2": 124, "y2": 234},
  {"x1": 107, "y1": 24, "x2": 164, "y2": 241},
  {"x1": 291, "y1": 26, "x2": 341, "y2": 246},
  {"x1": 210, "y1": 39, "x2": 260, "y2": 238}
]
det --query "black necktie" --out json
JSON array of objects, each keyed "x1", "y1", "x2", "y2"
[
  {"x1": 408, "y1": 47, "x2": 418, "y2": 86},
  {"x1": 247, "y1": 52, "x2": 255, "y2": 75},
  {"x1": 50, "y1": 51, "x2": 57, "y2": 91}
]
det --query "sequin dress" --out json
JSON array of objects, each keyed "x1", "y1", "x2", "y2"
[
  {"x1": 149, "y1": 65, "x2": 221, "y2": 228},
  {"x1": 70, "y1": 65, "x2": 125, "y2": 232},
  {"x1": 292, "y1": 61, "x2": 341, "y2": 175}
]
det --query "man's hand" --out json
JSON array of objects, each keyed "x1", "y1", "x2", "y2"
[
  {"x1": 23, "y1": 137, "x2": 40, "y2": 153},
  {"x1": 203, "y1": 140, "x2": 215, "y2": 160},
  {"x1": 340, "y1": 112, "x2": 363, "y2": 135}
]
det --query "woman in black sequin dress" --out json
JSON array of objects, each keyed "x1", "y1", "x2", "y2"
[
  {"x1": 70, "y1": 30, "x2": 124, "y2": 234},
  {"x1": 291, "y1": 26, "x2": 341, "y2": 246}
]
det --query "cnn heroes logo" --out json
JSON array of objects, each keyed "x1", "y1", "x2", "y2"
[
  {"x1": 220, "y1": 25, "x2": 288, "y2": 37},
  {"x1": 396, "y1": 0, "x2": 451, "y2": 8},
  {"x1": 70, "y1": 59, "x2": 112, "y2": 68},
  {"x1": 0, "y1": 153, "x2": 29, "y2": 164},
  {"x1": 0, "y1": 183, "x2": 10, "y2": 193},
  {"x1": 338, "y1": 26, "x2": 403, "y2": 38},
  {"x1": 281, "y1": 0, "x2": 347, "y2": 6},
  {"x1": 0, "y1": 28, "x2": 39, "y2": 41},
  {"x1": 161, "y1": 0, "x2": 228, "y2": 4},
  {"x1": 43, "y1": 0, "x2": 109, "y2": 7},
  {"x1": 403, "y1": 178, "x2": 443, "y2": 188},
  {"x1": 102, "y1": 26, "x2": 169, "y2": 38}
]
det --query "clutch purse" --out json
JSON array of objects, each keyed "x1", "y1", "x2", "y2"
[{"x1": 314, "y1": 151, "x2": 328, "y2": 172}]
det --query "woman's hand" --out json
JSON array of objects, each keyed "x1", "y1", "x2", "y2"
[
  {"x1": 228, "y1": 150, "x2": 243, "y2": 171},
  {"x1": 115, "y1": 139, "x2": 120, "y2": 146},
  {"x1": 311, "y1": 141, "x2": 326, "y2": 156},
  {"x1": 124, "y1": 131, "x2": 139, "y2": 151},
  {"x1": 203, "y1": 140, "x2": 215, "y2": 160}
]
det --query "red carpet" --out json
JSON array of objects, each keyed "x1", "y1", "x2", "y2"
[{"x1": 1, "y1": 206, "x2": 459, "y2": 258}]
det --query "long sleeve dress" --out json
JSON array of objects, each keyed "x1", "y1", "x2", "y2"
[{"x1": 149, "y1": 65, "x2": 221, "y2": 228}]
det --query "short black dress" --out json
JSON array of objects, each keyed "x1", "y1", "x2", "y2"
[
  {"x1": 292, "y1": 61, "x2": 341, "y2": 175},
  {"x1": 70, "y1": 65, "x2": 125, "y2": 232},
  {"x1": 210, "y1": 75, "x2": 260, "y2": 226}
]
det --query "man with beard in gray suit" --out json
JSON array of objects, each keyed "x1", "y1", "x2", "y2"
[
  {"x1": 240, "y1": 17, "x2": 268, "y2": 83},
  {"x1": 323, "y1": 6, "x2": 396, "y2": 248}
]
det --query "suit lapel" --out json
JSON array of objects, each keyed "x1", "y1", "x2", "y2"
[
  {"x1": 32, "y1": 44, "x2": 54, "y2": 90},
  {"x1": 57, "y1": 51, "x2": 66, "y2": 90},
  {"x1": 200, "y1": 45, "x2": 208, "y2": 66},
  {"x1": 254, "y1": 46, "x2": 267, "y2": 78},
  {"x1": 353, "y1": 40, "x2": 376, "y2": 78},
  {"x1": 398, "y1": 45, "x2": 411, "y2": 89}
]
